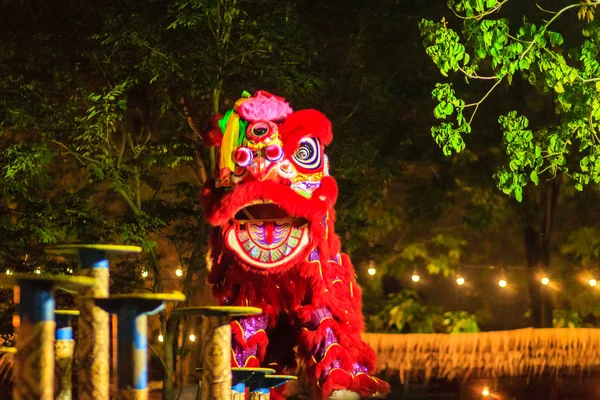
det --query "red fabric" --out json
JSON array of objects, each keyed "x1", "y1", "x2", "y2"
[
  {"x1": 202, "y1": 98, "x2": 389, "y2": 399},
  {"x1": 205, "y1": 227, "x2": 390, "y2": 398}
]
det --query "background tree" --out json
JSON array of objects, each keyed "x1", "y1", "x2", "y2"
[
  {"x1": 0, "y1": 0, "x2": 319, "y2": 397},
  {"x1": 419, "y1": 0, "x2": 600, "y2": 327}
]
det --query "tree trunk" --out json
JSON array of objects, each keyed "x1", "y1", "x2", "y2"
[
  {"x1": 539, "y1": 177, "x2": 561, "y2": 328},
  {"x1": 524, "y1": 226, "x2": 542, "y2": 328},
  {"x1": 524, "y1": 177, "x2": 561, "y2": 328},
  {"x1": 163, "y1": 327, "x2": 176, "y2": 400}
]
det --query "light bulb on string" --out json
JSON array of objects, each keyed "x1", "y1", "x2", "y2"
[
  {"x1": 541, "y1": 276, "x2": 550, "y2": 285},
  {"x1": 34, "y1": 268, "x2": 41, "y2": 275},
  {"x1": 589, "y1": 278, "x2": 597, "y2": 287},
  {"x1": 175, "y1": 267, "x2": 183, "y2": 277},
  {"x1": 189, "y1": 333, "x2": 196, "y2": 342},
  {"x1": 411, "y1": 269, "x2": 420, "y2": 283},
  {"x1": 367, "y1": 259, "x2": 376, "y2": 276},
  {"x1": 5, "y1": 269, "x2": 12, "y2": 276},
  {"x1": 482, "y1": 386, "x2": 490, "y2": 397},
  {"x1": 498, "y1": 267, "x2": 508, "y2": 288},
  {"x1": 141, "y1": 269, "x2": 149, "y2": 278},
  {"x1": 158, "y1": 334, "x2": 164, "y2": 343},
  {"x1": 456, "y1": 276, "x2": 465, "y2": 286}
]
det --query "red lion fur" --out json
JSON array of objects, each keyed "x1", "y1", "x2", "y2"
[{"x1": 202, "y1": 91, "x2": 390, "y2": 399}]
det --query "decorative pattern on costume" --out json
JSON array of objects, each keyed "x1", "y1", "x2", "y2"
[
  {"x1": 202, "y1": 90, "x2": 391, "y2": 399},
  {"x1": 232, "y1": 315, "x2": 269, "y2": 367}
]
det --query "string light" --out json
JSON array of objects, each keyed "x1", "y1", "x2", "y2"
[
  {"x1": 411, "y1": 272, "x2": 420, "y2": 283},
  {"x1": 499, "y1": 279, "x2": 507, "y2": 288},
  {"x1": 175, "y1": 267, "x2": 184, "y2": 277},
  {"x1": 456, "y1": 276, "x2": 465, "y2": 286},
  {"x1": 5, "y1": 269, "x2": 12, "y2": 276},
  {"x1": 158, "y1": 334, "x2": 164, "y2": 343},
  {"x1": 367, "y1": 267, "x2": 376, "y2": 276},
  {"x1": 541, "y1": 277, "x2": 550, "y2": 285},
  {"x1": 589, "y1": 278, "x2": 597, "y2": 287},
  {"x1": 34, "y1": 268, "x2": 41, "y2": 275},
  {"x1": 482, "y1": 386, "x2": 490, "y2": 397},
  {"x1": 67, "y1": 268, "x2": 73, "y2": 274},
  {"x1": 188, "y1": 333, "x2": 196, "y2": 342},
  {"x1": 141, "y1": 270, "x2": 149, "y2": 278}
]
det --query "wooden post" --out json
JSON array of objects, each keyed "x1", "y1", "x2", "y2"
[
  {"x1": 0, "y1": 275, "x2": 94, "y2": 400},
  {"x1": 54, "y1": 310, "x2": 79, "y2": 400},
  {"x1": 46, "y1": 244, "x2": 142, "y2": 400},
  {"x1": 173, "y1": 307, "x2": 262, "y2": 400},
  {"x1": 199, "y1": 315, "x2": 231, "y2": 400},
  {"x1": 93, "y1": 293, "x2": 186, "y2": 400}
]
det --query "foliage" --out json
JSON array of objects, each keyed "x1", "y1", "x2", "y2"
[
  {"x1": 368, "y1": 289, "x2": 480, "y2": 333},
  {"x1": 0, "y1": 0, "x2": 320, "y2": 396},
  {"x1": 552, "y1": 309, "x2": 584, "y2": 328},
  {"x1": 560, "y1": 226, "x2": 600, "y2": 267},
  {"x1": 419, "y1": 0, "x2": 600, "y2": 201}
]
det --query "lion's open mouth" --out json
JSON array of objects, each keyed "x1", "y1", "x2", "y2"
[{"x1": 225, "y1": 200, "x2": 310, "y2": 269}]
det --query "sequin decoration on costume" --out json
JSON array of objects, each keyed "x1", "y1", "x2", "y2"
[
  {"x1": 240, "y1": 315, "x2": 269, "y2": 341},
  {"x1": 76, "y1": 267, "x2": 110, "y2": 400},
  {"x1": 14, "y1": 321, "x2": 55, "y2": 400}
]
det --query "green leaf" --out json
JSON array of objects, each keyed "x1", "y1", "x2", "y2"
[{"x1": 530, "y1": 170, "x2": 539, "y2": 185}]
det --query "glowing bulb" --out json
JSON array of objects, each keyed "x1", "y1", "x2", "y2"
[
  {"x1": 67, "y1": 268, "x2": 73, "y2": 274},
  {"x1": 34, "y1": 268, "x2": 41, "y2": 275},
  {"x1": 141, "y1": 270, "x2": 148, "y2": 278},
  {"x1": 367, "y1": 267, "x2": 376, "y2": 276},
  {"x1": 158, "y1": 334, "x2": 164, "y2": 343},
  {"x1": 499, "y1": 279, "x2": 507, "y2": 288},
  {"x1": 411, "y1": 274, "x2": 420, "y2": 283},
  {"x1": 456, "y1": 277, "x2": 465, "y2": 286},
  {"x1": 175, "y1": 267, "x2": 183, "y2": 277},
  {"x1": 590, "y1": 278, "x2": 597, "y2": 287},
  {"x1": 5, "y1": 270, "x2": 12, "y2": 276},
  {"x1": 541, "y1": 277, "x2": 550, "y2": 285},
  {"x1": 189, "y1": 334, "x2": 196, "y2": 342},
  {"x1": 482, "y1": 386, "x2": 490, "y2": 396}
]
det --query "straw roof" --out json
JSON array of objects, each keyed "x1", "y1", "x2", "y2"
[{"x1": 363, "y1": 328, "x2": 600, "y2": 384}]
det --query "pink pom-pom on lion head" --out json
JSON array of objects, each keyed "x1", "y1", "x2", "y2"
[{"x1": 235, "y1": 90, "x2": 293, "y2": 122}]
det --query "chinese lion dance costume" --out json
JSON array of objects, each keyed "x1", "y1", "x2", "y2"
[{"x1": 201, "y1": 90, "x2": 390, "y2": 399}]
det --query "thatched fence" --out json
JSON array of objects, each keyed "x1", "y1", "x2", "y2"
[{"x1": 363, "y1": 328, "x2": 600, "y2": 384}]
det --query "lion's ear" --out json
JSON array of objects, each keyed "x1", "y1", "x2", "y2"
[{"x1": 279, "y1": 109, "x2": 333, "y2": 147}]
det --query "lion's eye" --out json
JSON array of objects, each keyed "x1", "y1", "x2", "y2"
[{"x1": 292, "y1": 138, "x2": 321, "y2": 169}]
